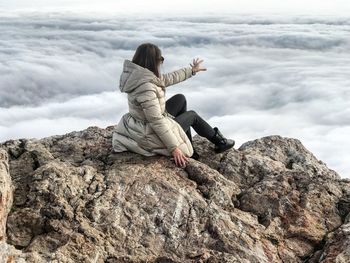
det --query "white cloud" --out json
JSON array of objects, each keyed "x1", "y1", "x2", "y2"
[
  {"x1": 207, "y1": 113, "x2": 350, "y2": 177},
  {"x1": 0, "y1": 91, "x2": 126, "y2": 141},
  {"x1": 0, "y1": 12, "x2": 349, "y2": 178}
]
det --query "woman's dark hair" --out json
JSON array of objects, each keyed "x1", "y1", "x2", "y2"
[{"x1": 132, "y1": 43, "x2": 164, "y2": 78}]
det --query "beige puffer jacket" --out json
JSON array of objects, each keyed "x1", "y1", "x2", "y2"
[{"x1": 112, "y1": 59, "x2": 194, "y2": 157}]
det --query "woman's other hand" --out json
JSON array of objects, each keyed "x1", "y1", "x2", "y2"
[
  {"x1": 190, "y1": 58, "x2": 207, "y2": 73},
  {"x1": 171, "y1": 147, "x2": 188, "y2": 167}
]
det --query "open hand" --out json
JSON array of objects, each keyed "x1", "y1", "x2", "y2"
[
  {"x1": 171, "y1": 147, "x2": 188, "y2": 168},
  {"x1": 190, "y1": 58, "x2": 207, "y2": 73}
]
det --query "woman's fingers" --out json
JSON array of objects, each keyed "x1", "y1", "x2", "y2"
[
  {"x1": 177, "y1": 155, "x2": 184, "y2": 167},
  {"x1": 175, "y1": 154, "x2": 188, "y2": 167},
  {"x1": 191, "y1": 59, "x2": 205, "y2": 70},
  {"x1": 193, "y1": 58, "x2": 202, "y2": 64},
  {"x1": 182, "y1": 155, "x2": 188, "y2": 166},
  {"x1": 177, "y1": 157, "x2": 183, "y2": 167},
  {"x1": 171, "y1": 150, "x2": 189, "y2": 167},
  {"x1": 175, "y1": 155, "x2": 180, "y2": 166},
  {"x1": 175, "y1": 155, "x2": 182, "y2": 167},
  {"x1": 192, "y1": 59, "x2": 202, "y2": 65}
]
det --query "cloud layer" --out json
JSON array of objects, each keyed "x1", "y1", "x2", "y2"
[{"x1": 1, "y1": 12, "x2": 350, "y2": 177}]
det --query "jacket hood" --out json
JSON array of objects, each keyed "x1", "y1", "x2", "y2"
[{"x1": 119, "y1": 59, "x2": 164, "y2": 93}]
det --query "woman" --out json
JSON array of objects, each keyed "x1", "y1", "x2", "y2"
[{"x1": 112, "y1": 43, "x2": 234, "y2": 167}]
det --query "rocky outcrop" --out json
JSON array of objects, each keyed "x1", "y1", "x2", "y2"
[
  {"x1": 0, "y1": 126, "x2": 349, "y2": 262},
  {"x1": 0, "y1": 149, "x2": 11, "y2": 241},
  {"x1": 0, "y1": 149, "x2": 25, "y2": 262}
]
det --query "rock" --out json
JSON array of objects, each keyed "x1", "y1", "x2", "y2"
[
  {"x1": 0, "y1": 126, "x2": 349, "y2": 262},
  {"x1": 310, "y1": 222, "x2": 350, "y2": 262},
  {"x1": 0, "y1": 149, "x2": 26, "y2": 262},
  {"x1": 0, "y1": 149, "x2": 12, "y2": 241}
]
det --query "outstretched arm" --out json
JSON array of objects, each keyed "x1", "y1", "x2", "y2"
[
  {"x1": 161, "y1": 67, "x2": 193, "y2": 88},
  {"x1": 161, "y1": 58, "x2": 207, "y2": 88}
]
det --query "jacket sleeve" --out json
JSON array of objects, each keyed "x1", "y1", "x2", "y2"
[
  {"x1": 136, "y1": 86, "x2": 179, "y2": 153},
  {"x1": 161, "y1": 66, "x2": 193, "y2": 88}
]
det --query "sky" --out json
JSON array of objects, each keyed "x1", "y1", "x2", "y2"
[
  {"x1": 0, "y1": 0, "x2": 350, "y2": 15},
  {"x1": 0, "y1": 2, "x2": 349, "y2": 177}
]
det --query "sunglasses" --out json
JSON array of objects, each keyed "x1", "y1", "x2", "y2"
[{"x1": 159, "y1": 56, "x2": 164, "y2": 63}]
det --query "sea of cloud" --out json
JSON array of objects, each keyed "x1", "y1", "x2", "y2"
[{"x1": 0, "y1": 11, "x2": 349, "y2": 177}]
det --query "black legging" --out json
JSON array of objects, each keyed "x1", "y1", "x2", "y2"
[{"x1": 165, "y1": 94, "x2": 215, "y2": 145}]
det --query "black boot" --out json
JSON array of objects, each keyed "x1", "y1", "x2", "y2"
[
  {"x1": 209, "y1": 127, "x2": 235, "y2": 153},
  {"x1": 191, "y1": 148, "x2": 200, "y2": 160}
]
